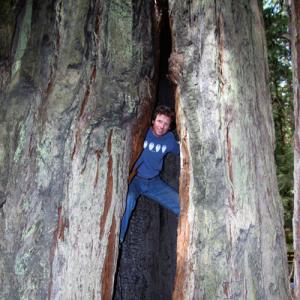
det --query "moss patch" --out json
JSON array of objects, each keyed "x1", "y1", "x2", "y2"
[
  {"x1": 13, "y1": 122, "x2": 26, "y2": 162},
  {"x1": 107, "y1": 0, "x2": 133, "y2": 72},
  {"x1": 11, "y1": 0, "x2": 33, "y2": 78}
]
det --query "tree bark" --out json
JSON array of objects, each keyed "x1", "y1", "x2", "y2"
[
  {"x1": 0, "y1": 0, "x2": 157, "y2": 299},
  {"x1": 170, "y1": 0, "x2": 290, "y2": 299},
  {"x1": 290, "y1": 0, "x2": 300, "y2": 298}
]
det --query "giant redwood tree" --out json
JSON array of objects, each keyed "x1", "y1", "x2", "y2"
[{"x1": 0, "y1": 0, "x2": 291, "y2": 299}]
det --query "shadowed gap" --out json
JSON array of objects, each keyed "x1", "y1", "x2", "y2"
[
  {"x1": 113, "y1": 2, "x2": 179, "y2": 299},
  {"x1": 156, "y1": 1, "x2": 175, "y2": 109}
]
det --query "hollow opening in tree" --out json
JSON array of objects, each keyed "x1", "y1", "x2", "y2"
[{"x1": 113, "y1": 2, "x2": 180, "y2": 299}]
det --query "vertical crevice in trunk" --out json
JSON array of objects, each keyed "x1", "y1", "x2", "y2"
[
  {"x1": 113, "y1": 2, "x2": 179, "y2": 299},
  {"x1": 156, "y1": 0, "x2": 174, "y2": 109}
]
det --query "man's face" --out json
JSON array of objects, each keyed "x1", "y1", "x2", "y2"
[{"x1": 152, "y1": 113, "x2": 171, "y2": 137}]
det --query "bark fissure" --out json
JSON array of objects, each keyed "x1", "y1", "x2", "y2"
[
  {"x1": 225, "y1": 106, "x2": 236, "y2": 215},
  {"x1": 99, "y1": 130, "x2": 113, "y2": 239},
  {"x1": 216, "y1": 9, "x2": 225, "y2": 95},
  {"x1": 101, "y1": 217, "x2": 116, "y2": 300},
  {"x1": 48, "y1": 205, "x2": 65, "y2": 300},
  {"x1": 94, "y1": 149, "x2": 102, "y2": 188},
  {"x1": 79, "y1": 66, "x2": 97, "y2": 118},
  {"x1": 39, "y1": 0, "x2": 62, "y2": 122}
]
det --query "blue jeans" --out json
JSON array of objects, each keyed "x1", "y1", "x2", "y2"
[{"x1": 119, "y1": 175, "x2": 180, "y2": 243}]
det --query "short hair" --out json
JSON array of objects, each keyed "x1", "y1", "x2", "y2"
[{"x1": 152, "y1": 105, "x2": 175, "y2": 122}]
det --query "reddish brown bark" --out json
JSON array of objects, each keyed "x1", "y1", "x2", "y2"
[
  {"x1": 93, "y1": 149, "x2": 102, "y2": 188},
  {"x1": 101, "y1": 217, "x2": 116, "y2": 300},
  {"x1": 48, "y1": 206, "x2": 68, "y2": 299},
  {"x1": 173, "y1": 89, "x2": 190, "y2": 300}
]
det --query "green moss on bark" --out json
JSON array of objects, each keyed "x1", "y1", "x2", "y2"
[
  {"x1": 11, "y1": 0, "x2": 33, "y2": 78},
  {"x1": 107, "y1": 0, "x2": 133, "y2": 72}
]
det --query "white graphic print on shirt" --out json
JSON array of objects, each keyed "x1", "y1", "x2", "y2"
[
  {"x1": 145, "y1": 140, "x2": 167, "y2": 153},
  {"x1": 149, "y1": 142, "x2": 155, "y2": 151}
]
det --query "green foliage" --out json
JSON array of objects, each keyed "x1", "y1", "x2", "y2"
[
  {"x1": 0, "y1": 0, "x2": 15, "y2": 60},
  {"x1": 263, "y1": 0, "x2": 293, "y2": 249},
  {"x1": 0, "y1": 0, "x2": 13, "y2": 22}
]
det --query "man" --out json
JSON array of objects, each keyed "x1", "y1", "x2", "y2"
[{"x1": 119, "y1": 105, "x2": 180, "y2": 243}]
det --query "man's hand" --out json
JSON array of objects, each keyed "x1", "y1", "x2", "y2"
[{"x1": 128, "y1": 168, "x2": 137, "y2": 184}]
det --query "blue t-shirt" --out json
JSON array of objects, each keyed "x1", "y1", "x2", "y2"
[{"x1": 135, "y1": 128, "x2": 180, "y2": 178}]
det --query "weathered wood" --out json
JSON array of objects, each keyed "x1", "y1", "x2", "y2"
[{"x1": 290, "y1": 0, "x2": 300, "y2": 298}]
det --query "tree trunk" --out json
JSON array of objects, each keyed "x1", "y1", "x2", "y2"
[
  {"x1": 0, "y1": 1, "x2": 158, "y2": 299},
  {"x1": 0, "y1": 0, "x2": 291, "y2": 299},
  {"x1": 290, "y1": 0, "x2": 300, "y2": 298},
  {"x1": 170, "y1": 0, "x2": 290, "y2": 299}
]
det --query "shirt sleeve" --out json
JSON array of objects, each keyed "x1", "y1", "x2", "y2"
[
  {"x1": 171, "y1": 138, "x2": 180, "y2": 155},
  {"x1": 133, "y1": 156, "x2": 143, "y2": 170}
]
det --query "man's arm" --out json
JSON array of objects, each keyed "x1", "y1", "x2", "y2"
[
  {"x1": 128, "y1": 158, "x2": 143, "y2": 183},
  {"x1": 172, "y1": 135, "x2": 180, "y2": 155}
]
